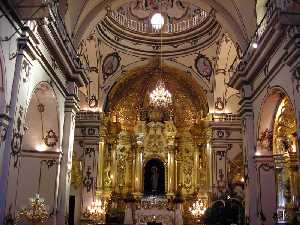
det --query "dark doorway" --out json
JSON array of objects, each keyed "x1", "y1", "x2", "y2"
[
  {"x1": 68, "y1": 195, "x2": 75, "y2": 225},
  {"x1": 144, "y1": 159, "x2": 165, "y2": 195}
]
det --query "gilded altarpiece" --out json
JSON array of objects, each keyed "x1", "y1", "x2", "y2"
[{"x1": 96, "y1": 112, "x2": 210, "y2": 201}]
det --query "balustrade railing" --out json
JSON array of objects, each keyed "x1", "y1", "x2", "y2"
[
  {"x1": 109, "y1": 9, "x2": 209, "y2": 34},
  {"x1": 229, "y1": 0, "x2": 280, "y2": 77}
]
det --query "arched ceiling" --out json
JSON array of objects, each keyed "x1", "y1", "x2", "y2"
[
  {"x1": 105, "y1": 63, "x2": 209, "y2": 131},
  {"x1": 64, "y1": 0, "x2": 257, "y2": 49}
]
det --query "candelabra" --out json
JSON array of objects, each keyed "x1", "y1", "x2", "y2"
[
  {"x1": 83, "y1": 199, "x2": 108, "y2": 224},
  {"x1": 189, "y1": 198, "x2": 207, "y2": 221},
  {"x1": 17, "y1": 194, "x2": 49, "y2": 225}
]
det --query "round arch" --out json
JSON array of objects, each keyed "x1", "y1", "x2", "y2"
[
  {"x1": 22, "y1": 82, "x2": 60, "y2": 152},
  {"x1": 101, "y1": 59, "x2": 214, "y2": 113},
  {"x1": 256, "y1": 86, "x2": 296, "y2": 154}
]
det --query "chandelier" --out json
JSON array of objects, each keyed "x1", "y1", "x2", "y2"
[
  {"x1": 17, "y1": 194, "x2": 49, "y2": 225},
  {"x1": 189, "y1": 199, "x2": 207, "y2": 219},
  {"x1": 149, "y1": 6, "x2": 172, "y2": 109},
  {"x1": 83, "y1": 199, "x2": 108, "y2": 224},
  {"x1": 149, "y1": 79, "x2": 172, "y2": 108}
]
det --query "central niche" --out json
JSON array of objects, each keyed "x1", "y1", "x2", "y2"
[{"x1": 144, "y1": 158, "x2": 165, "y2": 196}]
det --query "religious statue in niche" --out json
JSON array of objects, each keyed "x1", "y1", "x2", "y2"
[
  {"x1": 102, "y1": 52, "x2": 121, "y2": 80},
  {"x1": 144, "y1": 159, "x2": 165, "y2": 195},
  {"x1": 151, "y1": 166, "x2": 159, "y2": 192},
  {"x1": 195, "y1": 54, "x2": 213, "y2": 80}
]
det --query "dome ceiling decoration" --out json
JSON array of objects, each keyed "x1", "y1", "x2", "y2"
[
  {"x1": 113, "y1": 0, "x2": 205, "y2": 33},
  {"x1": 105, "y1": 63, "x2": 208, "y2": 131},
  {"x1": 97, "y1": 1, "x2": 222, "y2": 57}
]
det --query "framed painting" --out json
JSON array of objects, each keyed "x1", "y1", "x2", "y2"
[
  {"x1": 102, "y1": 52, "x2": 121, "y2": 80},
  {"x1": 195, "y1": 54, "x2": 213, "y2": 79}
]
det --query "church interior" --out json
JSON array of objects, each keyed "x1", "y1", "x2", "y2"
[{"x1": 0, "y1": 0, "x2": 300, "y2": 225}]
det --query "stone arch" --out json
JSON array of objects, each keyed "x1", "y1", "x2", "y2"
[
  {"x1": 256, "y1": 86, "x2": 296, "y2": 154},
  {"x1": 102, "y1": 59, "x2": 214, "y2": 114},
  {"x1": 22, "y1": 82, "x2": 60, "y2": 152},
  {"x1": 256, "y1": 87, "x2": 299, "y2": 224}
]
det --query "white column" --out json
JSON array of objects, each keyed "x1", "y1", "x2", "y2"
[
  {"x1": 56, "y1": 93, "x2": 79, "y2": 224},
  {"x1": 0, "y1": 37, "x2": 26, "y2": 223},
  {"x1": 240, "y1": 84, "x2": 259, "y2": 225}
]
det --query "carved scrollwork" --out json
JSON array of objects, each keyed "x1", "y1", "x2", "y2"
[
  {"x1": 83, "y1": 166, "x2": 93, "y2": 192},
  {"x1": 11, "y1": 108, "x2": 24, "y2": 167},
  {"x1": 292, "y1": 65, "x2": 300, "y2": 92},
  {"x1": 0, "y1": 123, "x2": 7, "y2": 141},
  {"x1": 21, "y1": 59, "x2": 31, "y2": 82},
  {"x1": 258, "y1": 128, "x2": 273, "y2": 152}
]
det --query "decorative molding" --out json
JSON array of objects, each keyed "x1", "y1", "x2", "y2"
[
  {"x1": 11, "y1": 107, "x2": 25, "y2": 167},
  {"x1": 83, "y1": 166, "x2": 94, "y2": 192}
]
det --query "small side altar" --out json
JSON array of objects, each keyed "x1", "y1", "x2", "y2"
[{"x1": 135, "y1": 196, "x2": 175, "y2": 225}]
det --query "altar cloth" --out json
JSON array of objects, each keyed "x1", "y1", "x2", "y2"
[{"x1": 135, "y1": 209, "x2": 174, "y2": 225}]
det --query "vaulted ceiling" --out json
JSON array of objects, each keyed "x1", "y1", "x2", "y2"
[{"x1": 63, "y1": 0, "x2": 257, "y2": 49}]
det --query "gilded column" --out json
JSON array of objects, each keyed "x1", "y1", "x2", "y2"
[
  {"x1": 119, "y1": 130, "x2": 132, "y2": 193},
  {"x1": 193, "y1": 145, "x2": 200, "y2": 191},
  {"x1": 167, "y1": 146, "x2": 175, "y2": 195},
  {"x1": 287, "y1": 153, "x2": 299, "y2": 209},
  {"x1": 97, "y1": 118, "x2": 107, "y2": 193},
  {"x1": 125, "y1": 152, "x2": 132, "y2": 193},
  {"x1": 111, "y1": 140, "x2": 117, "y2": 192},
  {"x1": 134, "y1": 120, "x2": 145, "y2": 196},
  {"x1": 134, "y1": 145, "x2": 143, "y2": 195},
  {"x1": 132, "y1": 151, "x2": 136, "y2": 193}
]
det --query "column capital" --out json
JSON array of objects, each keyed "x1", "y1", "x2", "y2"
[{"x1": 64, "y1": 95, "x2": 79, "y2": 114}]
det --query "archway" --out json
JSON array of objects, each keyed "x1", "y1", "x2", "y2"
[
  {"x1": 257, "y1": 88, "x2": 299, "y2": 224},
  {"x1": 22, "y1": 82, "x2": 60, "y2": 151},
  {"x1": 144, "y1": 158, "x2": 165, "y2": 196},
  {"x1": 5, "y1": 82, "x2": 60, "y2": 220},
  {"x1": 272, "y1": 96, "x2": 299, "y2": 224}
]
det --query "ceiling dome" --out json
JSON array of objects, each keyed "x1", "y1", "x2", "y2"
[{"x1": 97, "y1": 0, "x2": 221, "y2": 57}]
